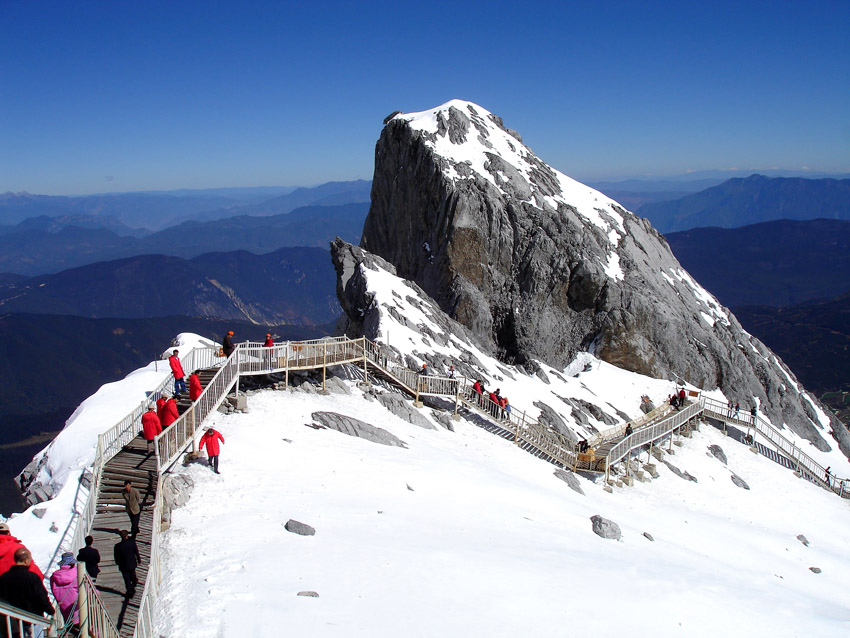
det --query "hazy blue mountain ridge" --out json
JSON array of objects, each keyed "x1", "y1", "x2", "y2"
[{"x1": 640, "y1": 175, "x2": 850, "y2": 233}]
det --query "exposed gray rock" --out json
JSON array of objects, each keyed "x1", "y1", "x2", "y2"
[
  {"x1": 590, "y1": 515, "x2": 621, "y2": 540},
  {"x1": 297, "y1": 590, "x2": 320, "y2": 597},
  {"x1": 323, "y1": 376, "x2": 351, "y2": 395},
  {"x1": 643, "y1": 532, "x2": 655, "y2": 542},
  {"x1": 353, "y1": 100, "x2": 843, "y2": 458},
  {"x1": 32, "y1": 508, "x2": 46, "y2": 519},
  {"x1": 708, "y1": 445, "x2": 728, "y2": 465},
  {"x1": 285, "y1": 519, "x2": 316, "y2": 536},
  {"x1": 662, "y1": 460, "x2": 698, "y2": 483},
  {"x1": 553, "y1": 469, "x2": 584, "y2": 495},
  {"x1": 797, "y1": 534, "x2": 810, "y2": 547},
  {"x1": 809, "y1": 567, "x2": 822, "y2": 574},
  {"x1": 534, "y1": 401, "x2": 578, "y2": 443},
  {"x1": 374, "y1": 392, "x2": 436, "y2": 430},
  {"x1": 730, "y1": 473, "x2": 750, "y2": 490},
  {"x1": 49, "y1": 522, "x2": 58, "y2": 533},
  {"x1": 431, "y1": 411, "x2": 456, "y2": 432},
  {"x1": 311, "y1": 411, "x2": 408, "y2": 448},
  {"x1": 162, "y1": 474, "x2": 195, "y2": 509},
  {"x1": 574, "y1": 399, "x2": 618, "y2": 425}
]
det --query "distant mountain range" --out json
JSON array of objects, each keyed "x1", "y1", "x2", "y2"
[
  {"x1": 639, "y1": 175, "x2": 850, "y2": 233},
  {"x1": 0, "y1": 180, "x2": 372, "y2": 231},
  {"x1": 0, "y1": 202, "x2": 368, "y2": 275},
  {"x1": 0, "y1": 246, "x2": 341, "y2": 325}
]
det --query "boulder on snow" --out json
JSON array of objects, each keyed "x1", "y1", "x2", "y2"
[
  {"x1": 162, "y1": 474, "x2": 195, "y2": 509},
  {"x1": 809, "y1": 567, "x2": 822, "y2": 574},
  {"x1": 643, "y1": 532, "x2": 655, "y2": 542},
  {"x1": 797, "y1": 534, "x2": 810, "y2": 547},
  {"x1": 708, "y1": 445, "x2": 728, "y2": 465},
  {"x1": 311, "y1": 411, "x2": 408, "y2": 448},
  {"x1": 285, "y1": 519, "x2": 316, "y2": 536},
  {"x1": 730, "y1": 473, "x2": 750, "y2": 490},
  {"x1": 374, "y1": 392, "x2": 436, "y2": 429},
  {"x1": 590, "y1": 515, "x2": 621, "y2": 540},
  {"x1": 297, "y1": 590, "x2": 320, "y2": 597},
  {"x1": 662, "y1": 460, "x2": 698, "y2": 483},
  {"x1": 553, "y1": 469, "x2": 585, "y2": 495}
]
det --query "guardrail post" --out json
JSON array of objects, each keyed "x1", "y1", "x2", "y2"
[
  {"x1": 322, "y1": 342, "x2": 327, "y2": 392},
  {"x1": 362, "y1": 338, "x2": 368, "y2": 383},
  {"x1": 77, "y1": 565, "x2": 90, "y2": 638}
]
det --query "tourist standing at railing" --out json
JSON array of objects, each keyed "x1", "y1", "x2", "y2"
[
  {"x1": 49, "y1": 553, "x2": 79, "y2": 632},
  {"x1": 122, "y1": 481, "x2": 141, "y2": 538},
  {"x1": 142, "y1": 405, "x2": 162, "y2": 455},
  {"x1": 0, "y1": 522, "x2": 43, "y2": 579},
  {"x1": 264, "y1": 333, "x2": 274, "y2": 368},
  {"x1": 825, "y1": 466, "x2": 831, "y2": 487},
  {"x1": 750, "y1": 406, "x2": 757, "y2": 424},
  {"x1": 169, "y1": 349, "x2": 187, "y2": 397},
  {"x1": 734, "y1": 402, "x2": 740, "y2": 419},
  {"x1": 678, "y1": 388, "x2": 686, "y2": 406},
  {"x1": 448, "y1": 365, "x2": 455, "y2": 378},
  {"x1": 113, "y1": 530, "x2": 141, "y2": 598},
  {"x1": 222, "y1": 330, "x2": 235, "y2": 357},
  {"x1": 199, "y1": 427, "x2": 225, "y2": 474},
  {"x1": 189, "y1": 372, "x2": 202, "y2": 401},
  {"x1": 161, "y1": 395, "x2": 179, "y2": 428},
  {"x1": 76, "y1": 536, "x2": 100, "y2": 581},
  {"x1": 0, "y1": 547, "x2": 54, "y2": 637}
]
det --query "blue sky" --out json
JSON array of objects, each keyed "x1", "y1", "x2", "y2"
[{"x1": 1, "y1": 0, "x2": 848, "y2": 195}]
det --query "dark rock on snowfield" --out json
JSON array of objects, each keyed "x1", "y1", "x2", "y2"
[
  {"x1": 730, "y1": 473, "x2": 750, "y2": 490},
  {"x1": 285, "y1": 519, "x2": 316, "y2": 536},
  {"x1": 346, "y1": 99, "x2": 846, "y2": 459},
  {"x1": 797, "y1": 534, "x2": 810, "y2": 547},
  {"x1": 708, "y1": 445, "x2": 728, "y2": 465},
  {"x1": 311, "y1": 411, "x2": 408, "y2": 448},
  {"x1": 590, "y1": 515, "x2": 621, "y2": 540},
  {"x1": 553, "y1": 469, "x2": 585, "y2": 495}
]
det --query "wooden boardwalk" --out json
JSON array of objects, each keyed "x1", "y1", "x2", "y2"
[{"x1": 89, "y1": 436, "x2": 158, "y2": 636}]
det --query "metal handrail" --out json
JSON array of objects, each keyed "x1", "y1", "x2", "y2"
[
  {"x1": 702, "y1": 396, "x2": 848, "y2": 494},
  {"x1": 0, "y1": 600, "x2": 55, "y2": 637},
  {"x1": 588, "y1": 403, "x2": 672, "y2": 447}
]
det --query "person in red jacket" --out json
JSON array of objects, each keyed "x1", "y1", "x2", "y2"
[
  {"x1": 168, "y1": 349, "x2": 187, "y2": 397},
  {"x1": 141, "y1": 405, "x2": 162, "y2": 454},
  {"x1": 156, "y1": 395, "x2": 167, "y2": 423},
  {"x1": 161, "y1": 396, "x2": 179, "y2": 428},
  {"x1": 263, "y1": 333, "x2": 274, "y2": 369},
  {"x1": 199, "y1": 427, "x2": 225, "y2": 474},
  {"x1": 0, "y1": 522, "x2": 44, "y2": 579},
  {"x1": 189, "y1": 373, "x2": 202, "y2": 402}
]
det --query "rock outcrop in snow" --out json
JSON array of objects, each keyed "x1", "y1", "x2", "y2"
[{"x1": 350, "y1": 99, "x2": 847, "y2": 458}]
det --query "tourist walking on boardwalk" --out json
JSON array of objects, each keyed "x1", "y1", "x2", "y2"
[
  {"x1": 625, "y1": 424, "x2": 633, "y2": 437},
  {"x1": 168, "y1": 349, "x2": 187, "y2": 397},
  {"x1": 222, "y1": 330, "x2": 235, "y2": 357},
  {"x1": 734, "y1": 402, "x2": 740, "y2": 419},
  {"x1": 142, "y1": 405, "x2": 162, "y2": 455},
  {"x1": 678, "y1": 387, "x2": 686, "y2": 406},
  {"x1": 50, "y1": 553, "x2": 79, "y2": 631},
  {"x1": 76, "y1": 535, "x2": 100, "y2": 581},
  {"x1": 160, "y1": 395, "x2": 179, "y2": 428},
  {"x1": 113, "y1": 530, "x2": 141, "y2": 598},
  {"x1": 122, "y1": 480, "x2": 142, "y2": 538},
  {"x1": 189, "y1": 372, "x2": 202, "y2": 401},
  {"x1": 448, "y1": 365, "x2": 455, "y2": 378},
  {"x1": 750, "y1": 406, "x2": 758, "y2": 424},
  {"x1": 0, "y1": 522, "x2": 44, "y2": 579},
  {"x1": 0, "y1": 547, "x2": 54, "y2": 635},
  {"x1": 825, "y1": 466, "x2": 832, "y2": 487},
  {"x1": 200, "y1": 427, "x2": 225, "y2": 474}
]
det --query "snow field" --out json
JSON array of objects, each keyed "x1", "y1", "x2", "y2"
[{"x1": 156, "y1": 384, "x2": 850, "y2": 637}]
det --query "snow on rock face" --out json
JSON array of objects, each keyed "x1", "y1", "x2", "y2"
[{"x1": 358, "y1": 100, "x2": 848, "y2": 457}]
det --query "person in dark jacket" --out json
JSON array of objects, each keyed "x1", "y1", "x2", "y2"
[
  {"x1": 122, "y1": 480, "x2": 141, "y2": 538},
  {"x1": 168, "y1": 349, "x2": 187, "y2": 396},
  {"x1": 113, "y1": 530, "x2": 141, "y2": 598},
  {"x1": 0, "y1": 547, "x2": 54, "y2": 629},
  {"x1": 76, "y1": 535, "x2": 100, "y2": 581},
  {"x1": 222, "y1": 330, "x2": 235, "y2": 357},
  {"x1": 189, "y1": 373, "x2": 203, "y2": 402}
]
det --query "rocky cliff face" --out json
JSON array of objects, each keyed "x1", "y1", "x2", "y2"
[{"x1": 351, "y1": 99, "x2": 848, "y2": 457}]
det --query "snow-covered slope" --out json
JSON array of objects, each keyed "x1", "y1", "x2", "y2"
[{"x1": 155, "y1": 382, "x2": 850, "y2": 637}]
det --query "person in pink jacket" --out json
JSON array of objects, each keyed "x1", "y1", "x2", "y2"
[
  {"x1": 199, "y1": 427, "x2": 225, "y2": 474},
  {"x1": 141, "y1": 405, "x2": 162, "y2": 454},
  {"x1": 50, "y1": 552, "x2": 80, "y2": 629}
]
